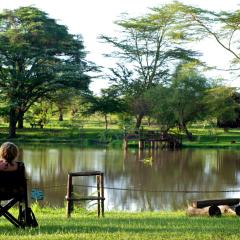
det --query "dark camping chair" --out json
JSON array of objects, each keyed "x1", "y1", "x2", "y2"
[{"x1": 0, "y1": 161, "x2": 36, "y2": 228}]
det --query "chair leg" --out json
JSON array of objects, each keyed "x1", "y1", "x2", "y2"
[
  {"x1": 0, "y1": 200, "x2": 24, "y2": 228},
  {"x1": 2, "y1": 211, "x2": 22, "y2": 228},
  {"x1": 0, "y1": 199, "x2": 18, "y2": 217}
]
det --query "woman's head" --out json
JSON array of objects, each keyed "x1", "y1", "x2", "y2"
[{"x1": 0, "y1": 142, "x2": 19, "y2": 163}]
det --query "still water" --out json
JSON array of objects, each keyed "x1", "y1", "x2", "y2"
[{"x1": 18, "y1": 144, "x2": 240, "y2": 211}]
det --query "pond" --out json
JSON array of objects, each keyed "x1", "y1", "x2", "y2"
[{"x1": 18, "y1": 144, "x2": 240, "y2": 211}]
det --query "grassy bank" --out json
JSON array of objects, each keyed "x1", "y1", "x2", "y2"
[
  {"x1": 1, "y1": 207, "x2": 240, "y2": 240},
  {"x1": 0, "y1": 126, "x2": 122, "y2": 145},
  {"x1": 0, "y1": 123, "x2": 240, "y2": 148},
  {"x1": 182, "y1": 127, "x2": 240, "y2": 148}
]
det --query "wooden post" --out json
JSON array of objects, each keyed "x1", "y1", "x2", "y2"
[
  {"x1": 100, "y1": 173, "x2": 105, "y2": 217},
  {"x1": 66, "y1": 174, "x2": 73, "y2": 218},
  {"x1": 97, "y1": 175, "x2": 101, "y2": 217}
]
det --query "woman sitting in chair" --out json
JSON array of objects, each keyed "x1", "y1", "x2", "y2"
[{"x1": 0, "y1": 142, "x2": 19, "y2": 171}]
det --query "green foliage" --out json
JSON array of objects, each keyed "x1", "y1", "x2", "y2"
[
  {"x1": 0, "y1": 6, "x2": 91, "y2": 137},
  {"x1": 170, "y1": 62, "x2": 210, "y2": 122},
  {"x1": 171, "y1": 1, "x2": 240, "y2": 64},
  {"x1": 103, "y1": 8, "x2": 200, "y2": 96},
  {"x1": 101, "y1": 4, "x2": 200, "y2": 129},
  {"x1": 82, "y1": 88, "x2": 126, "y2": 130},
  {"x1": 204, "y1": 86, "x2": 239, "y2": 122},
  {"x1": 144, "y1": 62, "x2": 210, "y2": 135},
  {"x1": 117, "y1": 113, "x2": 135, "y2": 130},
  {"x1": 144, "y1": 85, "x2": 176, "y2": 131},
  {"x1": 83, "y1": 88, "x2": 125, "y2": 115},
  {"x1": 25, "y1": 101, "x2": 52, "y2": 125},
  {"x1": 97, "y1": 130, "x2": 122, "y2": 143}
]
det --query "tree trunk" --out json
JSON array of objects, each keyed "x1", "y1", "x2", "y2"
[
  {"x1": 71, "y1": 108, "x2": 77, "y2": 118},
  {"x1": 58, "y1": 108, "x2": 63, "y2": 121},
  {"x1": 147, "y1": 117, "x2": 151, "y2": 126},
  {"x1": 180, "y1": 122, "x2": 193, "y2": 141},
  {"x1": 9, "y1": 108, "x2": 17, "y2": 138},
  {"x1": 184, "y1": 125, "x2": 193, "y2": 141},
  {"x1": 104, "y1": 114, "x2": 108, "y2": 130},
  {"x1": 135, "y1": 114, "x2": 144, "y2": 130},
  {"x1": 17, "y1": 110, "x2": 24, "y2": 129}
]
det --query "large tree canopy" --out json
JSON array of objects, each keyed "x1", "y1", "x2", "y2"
[
  {"x1": 100, "y1": 3, "x2": 200, "y2": 129},
  {"x1": 144, "y1": 62, "x2": 210, "y2": 139},
  {"x1": 0, "y1": 6, "x2": 91, "y2": 137}
]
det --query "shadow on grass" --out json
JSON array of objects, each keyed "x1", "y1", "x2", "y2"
[{"x1": 1, "y1": 216, "x2": 239, "y2": 237}]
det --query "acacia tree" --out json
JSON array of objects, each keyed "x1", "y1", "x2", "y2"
[
  {"x1": 169, "y1": 62, "x2": 210, "y2": 139},
  {"x1": 100, "y1": 4, "x2": 199, "y2": 129},
  {"x1": 144, "y1": 62, "x2": 210, "y2": 140},
  {"x1": 172, "y1": 2, "x2": 240, "y2": 69},
  {"x1": 0, "y1": 7, "x2": 91, "y2": 137}
]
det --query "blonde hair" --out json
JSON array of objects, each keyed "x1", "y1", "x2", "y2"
[{"x1": 0, "y1": 142, "x2": 19, "y2": 164}]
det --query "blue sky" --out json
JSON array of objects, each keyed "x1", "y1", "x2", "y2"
[{"x1": 1, "y1": 0, "x2": 240, "y2": 93}]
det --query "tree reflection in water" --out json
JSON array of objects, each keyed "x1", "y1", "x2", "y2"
[{"x1": 18, "y1": 144, "x2": 240, "y2": 211}]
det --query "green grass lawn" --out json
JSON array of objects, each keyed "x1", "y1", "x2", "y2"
[
  {"x1": 1, "y1": 121, "x2": 240, "y2": 148},
  {"x1": 0, "y1": 126, "x2": 122, "y2": 145},
  {"x1": 1, "y1": 208, "x2": 240, "y2": 240},
  {"x1": 182, "y1": 127, "x2": 240, "y2": 148}
]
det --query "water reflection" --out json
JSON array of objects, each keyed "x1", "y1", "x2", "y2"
[{"x1": 18, "y1": 144, "x2": 240, "y2": 211}]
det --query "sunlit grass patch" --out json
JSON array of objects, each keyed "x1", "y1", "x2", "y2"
[{"x1": 0, "y1": 208, "x2": 239, "y2": 240}]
